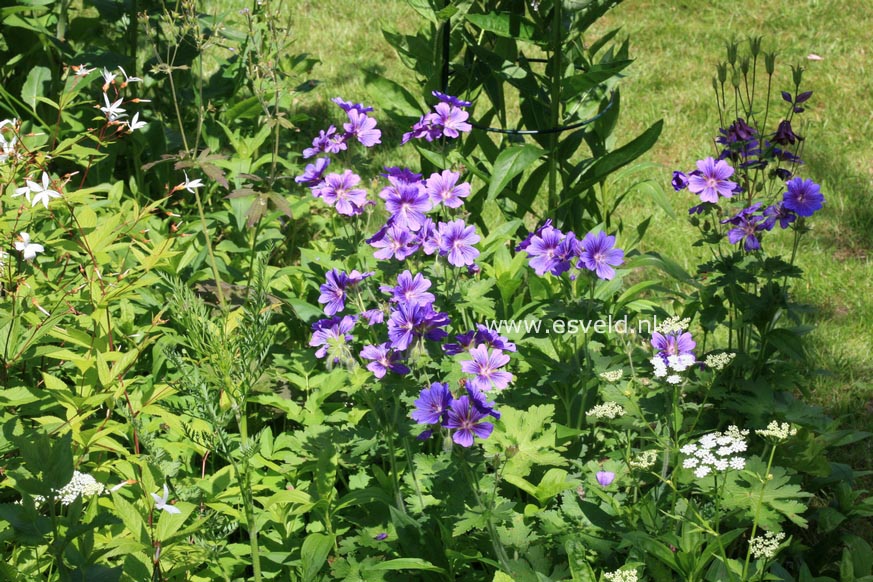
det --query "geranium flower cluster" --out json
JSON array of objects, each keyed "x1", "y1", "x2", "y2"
[
  {"x1": 680, "y1": 425, "x2": 749, "y2": 479},
  {"x1": 296, "y1": 98, "x2": 382, "y2": 216},
  {"x1": 650, "y1": 317, "x2": 696, "y2": 384},
  {"x1": 411, "y1": 382, "x2": 499, "y2": 447},
  {"x1": 366, "y1": 168, "x2": 480, "y2": 267},
  {"x1": 517, "y1": 220, "x2": 625, "y2": 280},
  {"x1": 401, "y1": 91, "x2": 472, "y2": 144},
  {"x1": 673, "y1": 90, "x2": 824, "y2": 253}
]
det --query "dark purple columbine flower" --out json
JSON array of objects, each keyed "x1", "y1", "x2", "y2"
[
  {"x1": 651, "y1": 330, "x2": 696, "y2": 361},
  {"x1": 432, "y1": 102, "x2": 472, "y2": 138},
  {"x1": 717, "y1": 118, "x2": 758, "y2": 161},
  {"x1": 370, "y1": 225, "x2": 421, "y2": 261},
  {"x1": 783, "y1": 177, "x2": 824, "y2": 217},
  {"x1": 331, "y1": 97, "x2": 374, "y2": 114},
  {"x1": 444, "y1": 395, "x2": 494, "y2": 447},
  {"x1": 318, "y1": 268, "x2": 373, "y2": 315},
  {"x1": 595, "y1": 471, "x2": 616, "y2": 487},
  {"x1": 762, "y1": 202, "x2": 797, "y2": 230},
  {"x1": 461, "y1": 345, "x2": 513, "y2": 391},
  {"x1": 773, "y1": 119, "x2": 801, "y2": 146},
  {"x1": 432, "y1": 91, "x2": 472, "y2": 108},
  {"x1": 688, "y1": 203, "x2": 710, "y2": 215},
  {"x1": 360, "y1": 343, "x2": 410, "y2": 378},
  {"x1": 387, "y1": 303, "x2": 450, "y2": 350},
  {"x1": 525, "y1": 225, "x2": 564, "y2": 276},
  {"x1": 515, "y1": 219, "x2": 553, "y2": 252},
  {"x1": 312, "y1": 170, "x2": 368, "y2": 216},
  {"x1": 438, "y1": 220, "x2": 480, "y2": 267},
  {"x1": 772, "y1": 145, "x2": 803, "y2": 165},
  {"x1": 773, "y1": 168, "x2": 793, "y2": 181},
  {"x1": 578, "y1": 231, "x2": 624, "y2": 280},
  {"x1": 309, "y1": 315, "x2": 356, "y2": 363},
  {"x1": 687, "y1": 157, "x2": 737, "y2": 203},
  {"x1": 381, "y1": 167, "x2": 422, "y2": 185},
  {"x1": 295, "y1": 157, "x2": 330, "y2": 187},
  {"x1": 672, "y1": 171, "x2": 690, "y2": 192},
  {"x1": 466, "y1": 385, "x2": 501, "y2": 420},
  {"x1": 426, "y1": 170, "x2": 470, "y2": 208},
  {"x1": 383, "y1": 182, "x2": 432, "y2": 231},
  {"x1": 411, "y1": 382, "x2": 453, "y2": 425},
  {"x1": 343, "y1": 109, "x2": 381, "y2": 147},
  {"x1": 381, "y1": 270, "x2": 435, "y2": 307}
]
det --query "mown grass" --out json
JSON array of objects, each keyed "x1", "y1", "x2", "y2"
[{"x1": 284, "y1": 0, "x2": 872, "y2": 465}]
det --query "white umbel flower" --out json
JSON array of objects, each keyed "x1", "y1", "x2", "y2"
[
  {"x1": 749, "y1": 531, "x2": 786, "y2": 559},
  {"x1": 681, "y1": 425, "x2": 749, "y2": 479},
  {"x1": 756, "y1": 420, "x2": 797, "y2": 442},
  {"x1": 587, "y1": 401, "x2": 626, "y2": 420},
  {"x1": 704, "y1": 352, "x2": 736, "y2": 371},
  {"x1": 603, "y1": 569, "x2": 638, "y2": 582}
]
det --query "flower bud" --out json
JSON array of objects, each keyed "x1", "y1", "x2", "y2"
[
  {"x1": 749, "y1": 35, "x2": 762, "y2": 57},
  {"x1": 764, "y1": 52, "x2": 777, "y2": 75},
  {"x1": 726, "y1": 40, "x2": 738, "y2": 65}
]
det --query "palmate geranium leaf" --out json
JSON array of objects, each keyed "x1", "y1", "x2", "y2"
[
  {"x1": 720, "y1": 457, "x2": 812, "y2": 529},
  {"x1": 483, "y1": 405, "x2": 565, "y2": 478}
]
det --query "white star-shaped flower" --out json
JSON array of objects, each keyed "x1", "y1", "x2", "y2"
[
  {"x1": 127, "y1": 111, "x2": 147, "y2": 132},
  {"x1": 101, "y1": 67, "x2": 117, "y2": 89},
  {"x1": 100, "y1": 94, "x2": 127, "y2": 121},
  {"x1": 14, "y1": 232, "x2": 44, "y2": 261},
  {"x1": 117, "y1": 66, "x2": 142, "y2": 86},
  {"x1": 179, "y1": 172, "x2": 204, "y2": 193},
  {"x1": 73, "y1": 64, "x2": 95, "y2": 77},
  {"x1": 25, "y1": 172, "x2": 62, "y2": 208},
  {"x1": 151, "y1": 484, "x2": 181, "y2": 514}
]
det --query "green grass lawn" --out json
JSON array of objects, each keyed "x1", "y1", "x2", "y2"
[{"x1": 285, "y1": 0, "x2": 872, "y2": 465}]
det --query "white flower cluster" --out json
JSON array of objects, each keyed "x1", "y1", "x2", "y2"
[
  {"x1": 587, "y1": 401, "x2": 625, "y2": 420},
  {"x1": 599, "y1": 369, "x2": 624, "y2": 383},
  {"x1": 603, "y1": 569, "x2": 638, "y2": 582},
  {"x1": 651, "y1": 353, "x2": 695, "y2": 384},
  {"x1": 629, "y1": 450, "x2": 659, "y2": 470},
  {"x1": 681, "y1": 425, "x2": 749, "y2": 478},
  {"x1": 704, "y1": 352, "x2": 736, "y2": 371},
  {"x1": 749, "y1": 531, "x2": 786, "y2": 560},
  {"x1": 35, "y1": 471, "x2": 105, "y2": 505},
  {"x1": 655, "y1": 316, "x2": 690, "y2": 334},
  {"x1": 756, "y1": 420, "x2": 797, "y2": 442}
]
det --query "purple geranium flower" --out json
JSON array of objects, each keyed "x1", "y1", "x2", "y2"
[
  {"x1": 331, "y1": 97, "x2": 374, "y2": 114},
  {"x1": 443, "y1": 330, "x2": 477, "y2": 355},
  {"x1": 432, "y1": 91, "x2": 472, "y2": 108},
  {"x1": 525, "y1": 225, "x2": 564, "y2": 276},
  {"x1": 360, "y1": 343, "x2": 409, "y2": 378},
  {"x1": 578, "y1": 231, "x2": 624, "y2": 280},
  {"x1": 411, "y1": 382, "x2": 453, "y2": 425},
  {"x1": 438, "y1": 220, "x2": 480, "y2": 267},
  {"x1": 381, "y1": 270, "x2": 435, "y2": 306},
  {"x1": 460, "y1": 345, "x2": 513, "y2": 391},
  {"x1": 687, "y1": 157, "x2": 737, "y2": 203},
  {"x1": 303, "y1": 125, "x2": 347, "y2": 158},
  {"x1": 466, "y1": 385, "x2": 500, "y2": 420},
  {"x1": 443, "y1": 395, "x2": 494, "y2": 447},
  {"x1": 651, "y1": 330, "x2": 696, "y2": 361},
  {"x1": 361, "y1": 308, "x2": 385, "y2": 325},
  {"x1": 473, "y1": 324, "x2": 516, "y2": 353},
  {"x1": 295, "y1": 157, "x2": 330, "y2": 187},
  {"x1": 401, "y1": 114, "x2": 441, "y2": 144},
  {"x1": 318, "y1": 268, "x2": 373, "y2": 315},
  {"x1": 552, "y1": 231, "x2": 581, "y2": 276},
  {"x1": 425, "y1": 170, "x2": 470, "y2": 208},
  {"x1": 343, "y1": 109, "x2": 381, "y2": 147},
  {"x1": 383, "y1": 182, "x2": 431, "y2": 231},
  {"x1": 432, "y1": 102, "x2": 472, "y2": 138},
  {"x1": 309, "y1": 315, "x2": 356, "y2": 363},
  {"x1": 387, "y1": 303, "x2": 450, "y2": 350},
  {"x1": 370, "y1": 225, "x2": 421, "y2": 261},
  {"x1": 381, "y1": 167, "x2": 422, "y2": 185},
  {"x1": 782, "y1": 177, "x2": 824, "y2": 217},
  {"x1": 596, "y1": 471, "x2": 615, "y2": 487},
  {"x1": 672, "y1": 171, "x2": 689, "y2": 192},
  {"x1": 312, "y1": 170, "x2": 368, "y2": 216},
  {"x1": 721, "y1": 204, "x2": 766, "y2": 251},
  {"x1": 762, "y1": 203, "x2": 797, "y2": 230},
  {"x1": 515, "y1": 219, "x2": 553, "y2": 252}
]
